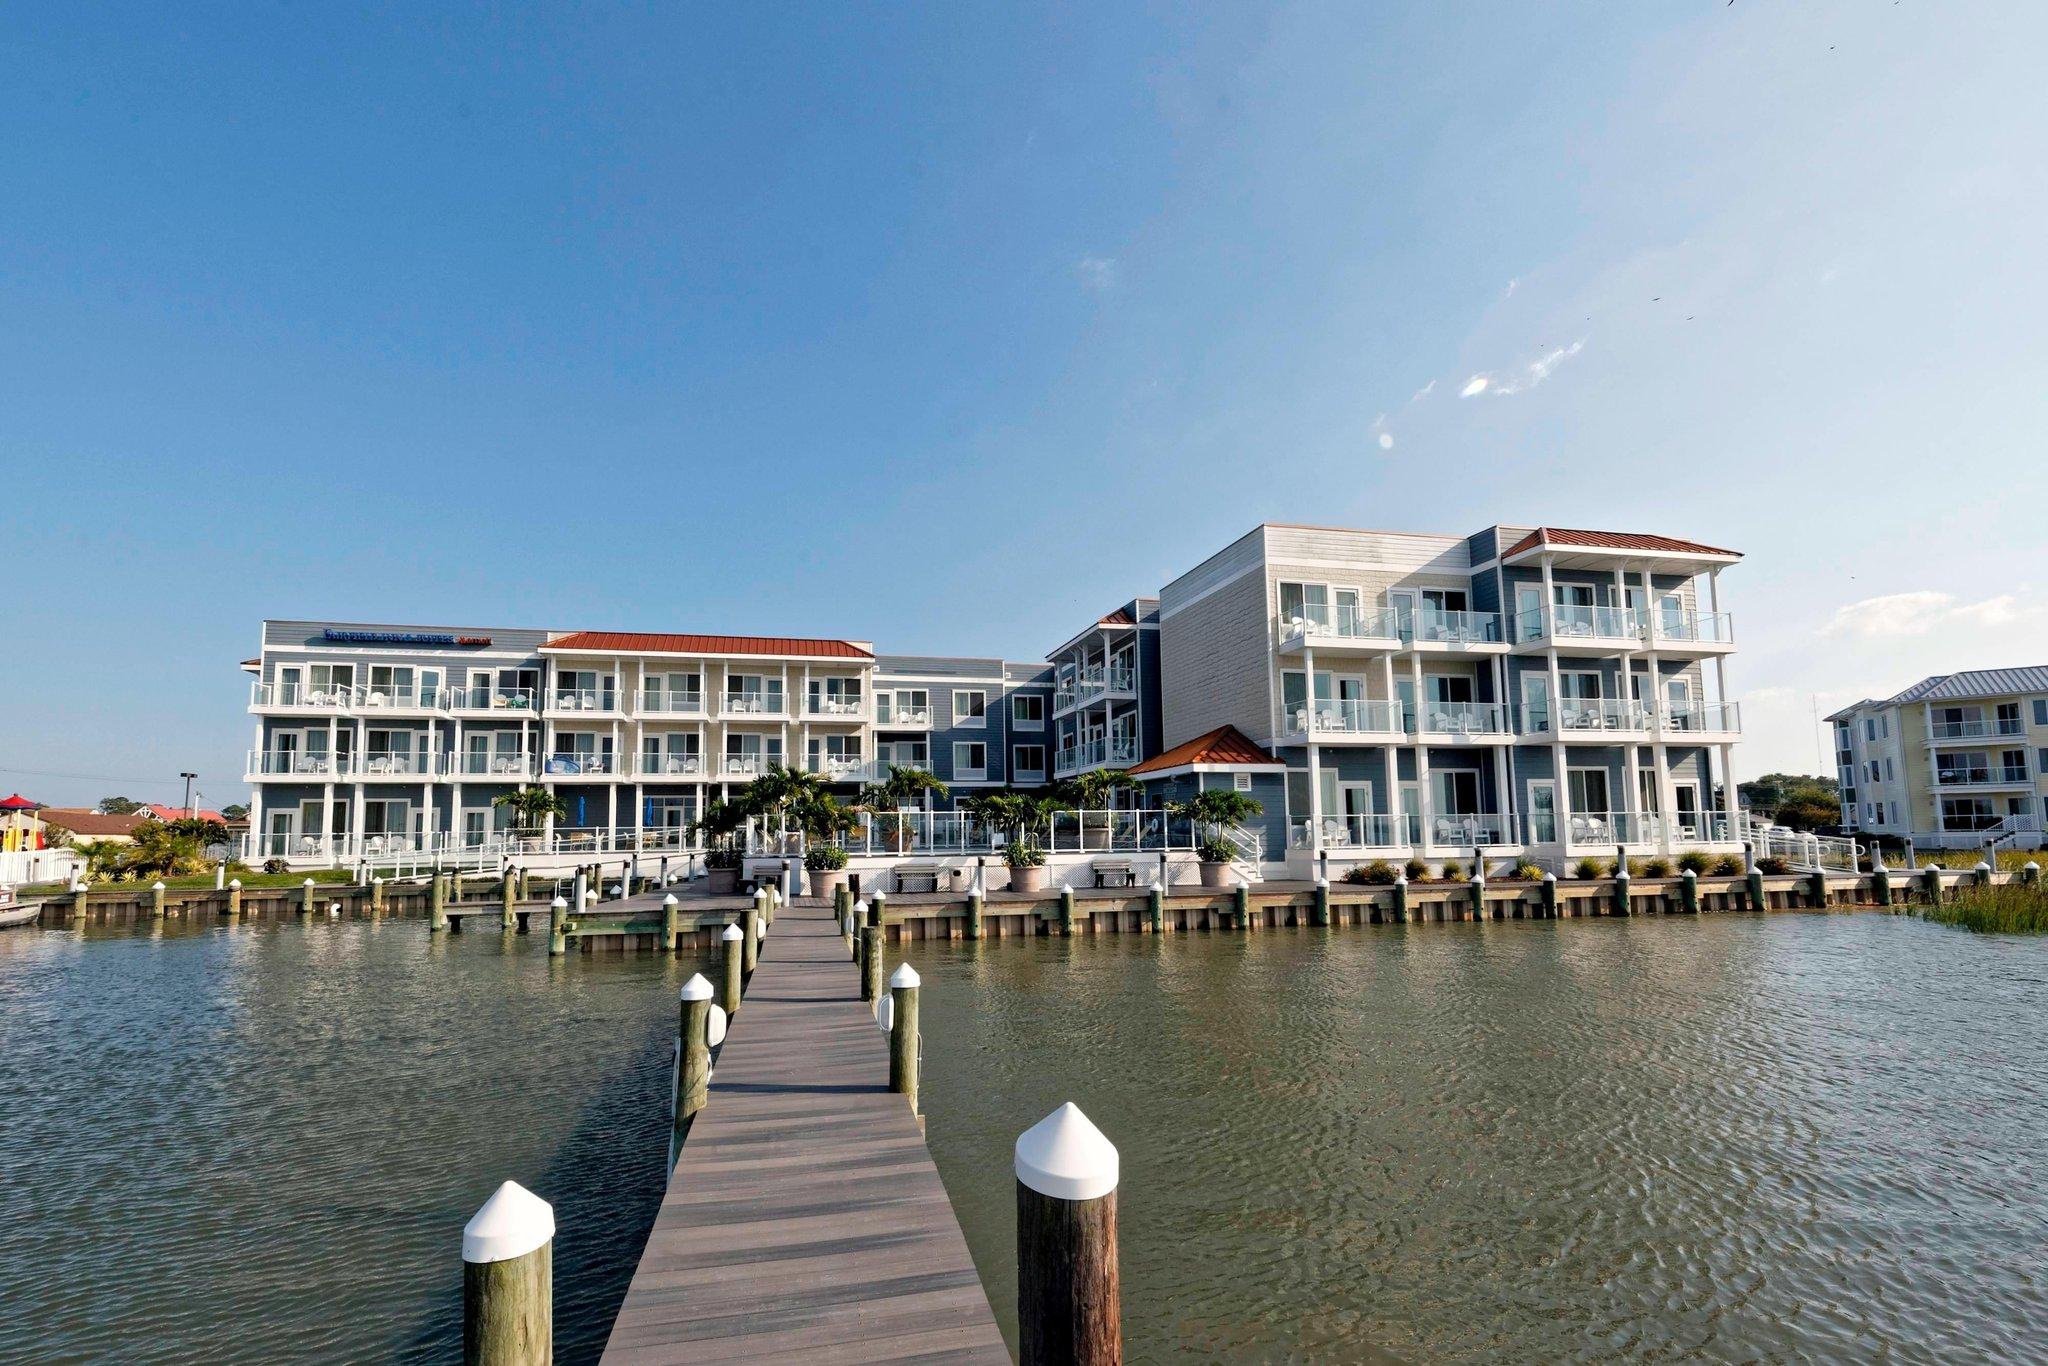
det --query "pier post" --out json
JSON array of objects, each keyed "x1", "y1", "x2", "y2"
[
  {"x1": 1059, "y1": 883, "x2": 1076, "y2": 937},
  {"x1": 431, "y1": 871, "x2": 449, "y2": 932},
  {"x1": 861, "y1": 926, "x2": 883, "y2": 1004},
  {"x1": 2023, "y1": 861, "x2": 2041, "y2": 888},
  {"x1": 1232, "y1": 879, "x2": 1249, "y2": 931},
  {"x1": 967, "y1": 888, "x2": 984, "y2": 940},
  {"x1": 1540, "y1": 871, "x2": 1556, "y2": 919},
  {"x1": 1015, "y1": 1103, "x2": 1121, "y2": 1366},
  {"x1": 1612, "y1": 865, "x2": 1630, "y2": 917},
  {"x1": 834, "y1": 882, "x2": 851, "y2": 925},
  {"x1": 227, "y1": 878, "x2": 242, "y2": 919},
  {"x1": 501, "y1": 868, "x2": 517, "y2": 929},
  {"x1": 571, "y1": 871, "x2": 587, "y2": 921},
  {"x1": 461, "y1": 1180, "x2": 553, "y2": 1366},
  {"x1": 300, "y1": 878, "x2": 315, "y2": 917},
  {"x1": 1471, "y1": 866, "x2": 1487, "y2": 921},
  {"x1": 1311, "y1": 876, "x2": 1330, "y2": 927},
  {"x1": 870, "y1": 886, "x2": 886, "y2": 930},
  {"x1": 1922, "y1": 865, "x2": 1942, "y2": 905},
  {"x1": 1809, "y1": 870, "x2": 1830, "y2": 908},
  {"x1": 721, "y1": 923, "x2": 744, "y2": 1016},
  {"x1": 675, "y1": 974, "x2": 714, "y2": 1142},
  {"x1": 1873, "y1": 863, "x2": 1892, "y2": 906},
  {"x1": 1392, "y1": 874, "x2": 1408, "y2": 924},
  {"x1": 780, "y1": 858, "x2": 794, "y2": 907},
  {"x1": 887, "y1": 963, "x2": 920, "y2": 1115},
  {"x1": 518, "y1": 866, "x2": 531, "y2": 903},
  {"x1": 371, "y1": 875, "x2": 385, "y2": 916},
  {"x1": 72, "y1": 883, "x2": 89, "y2": 925},
  {"x1": 742, "y1": 899, "x2": 761, "y2": 975},
  {"x1": 661, "y1": 893, "x2": 680, "y2": 952},
  {"x1": 151, "y1": 880, "x2": 167, "y2": 919},
  {"x1": 1680, "y1": 868, "x2": 1699, "y2": 915},
  {"x1": 849, "y1": 898, "x2": 863, "y2": 959},
  {"x1": 1147, "y1": 882, "x2": 1164, "y2": 934},
  {"x1": 1974, "y1": 861, "x2": 1993, "y2": 890},
  {"x1": 548, "y1": 897, "x2": 568, "y2": 956},
  {"x1": 1745, "y1": 867, "x2": 1765, "y2": 914}
]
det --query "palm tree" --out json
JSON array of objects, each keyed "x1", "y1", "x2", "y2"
[
  {"x1": 70, "y1": 838, "x2": 128, "y2": 883},
  {"x1": 859, "y1": 765, "x2": 950, "y2": 811},
  {"x1": 493, "y1": 786, "x2": 567, "y2": 843},
  {"x1": 1054, "y1": 767, "x2": 1137, "y2": 811},
  {"x1": 1171, "y1": 788, "x2": 1265, "y2": 840}
]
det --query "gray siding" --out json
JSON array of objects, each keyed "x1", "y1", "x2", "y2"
[{"x1": 1158, "y1": 563, "x2": 1273, "y2": 747}]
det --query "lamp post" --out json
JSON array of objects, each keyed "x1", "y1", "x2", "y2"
[{"x1": 180, "y1": 772, "x2": 198, "y2": 816}]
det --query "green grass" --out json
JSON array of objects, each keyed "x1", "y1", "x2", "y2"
[
  {"x1": 1887, "y1": 849, "x2": 2045, "y2": 874},
  {"x1": 1924, "y1": 883, "x2": 2048, "y2": 934}
]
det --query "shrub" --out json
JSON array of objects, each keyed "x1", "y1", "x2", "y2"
[
  {"x1": 1925, "y1": 883, "x2": 2048, "y2": 934},
  {"x1": 1197, "y1": 837, "x2": 1239, "y2": 863},
  {"x1": 705, "y1": 848, "x2": 743, "y2": 871},
  {"x1": 1641, "y1": 857, "x2": 1674, "y2": 878},
  {"x1": 1756, "y1": 855, "x2": 1792, "y2": 875},
  {"x1": 1346, "y1": 859, "x2": 1399, "y2": 885},
  {"x1": 1439, "y1": 860, "x2": 1465, "y2": 881},
  {"x1": 1571, "y1": 857, "x2": 1605, "y2": 880},
  {"x1": 1403, "y1": 858, "x2": 1430, "y2": 882},
  {"x1": 1711, "y1": 854, "x2": 1744, "y2": 876},
  {"x1": 1676, "y1": 851, "x2": 1711, "y2": 874},
  {"x1": 1509, "y1": 861, "x2": 1545, "y2": 881},
  {"x1": 804, "y1": 845, "x2": 848, "y2": 871},
  {"x1": 262, "y1": 858, "x2": 289, "y2": 875},
  {"x1": 1004, "y1": 840, "x2": 1047, "y2": 868}
]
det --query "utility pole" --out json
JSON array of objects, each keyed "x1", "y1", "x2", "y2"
[{"x1": 180, "y1": 772, "x2": 198, "y2": 815}]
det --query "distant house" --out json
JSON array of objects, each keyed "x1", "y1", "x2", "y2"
[
  {"x1": 36, "y1": 808, "x2": 150, "y2": 845},
  {"x1": 141, "y1": 804, "x2": 229, "y2": 824}
]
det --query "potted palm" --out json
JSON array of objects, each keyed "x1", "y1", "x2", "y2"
[
  {"x1": 1005, "y1": 840, "x2": 1049, "y2": 893},
  {"x1": 703, "y1": 847, "x2": 744, "y2": 895},
  {"x1": 1055, "y1": 768, "x2": 1135, "y2": 851},
  {"x1": 805, "y1": 844, "x2": 850, "y2": 901},
  {"x1": 694, "y1": 798, "x2": 750, "y2": 895},
  {"x1": 858, "y1": 765, "x2": 949, "y2": 855},
  {"x1": 492, "y1": 786, "x2": 567, "y2": 852},
  {"x1": 1173, "y1": 788, "x2": 1264, "y2": 888},
  {"x1": 1195, "y1": 836, "x2": 1239, "y2": 888}
]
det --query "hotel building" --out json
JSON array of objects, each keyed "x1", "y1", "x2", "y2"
[
  {"x1": 1828, "y1": 667, "x2": 2048, "y2": 850},
  {"x1": 240, "y1": 521, "x2": 1746, "y2": 873}
]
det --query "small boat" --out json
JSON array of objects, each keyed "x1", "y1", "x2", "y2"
[{"x1": 0, "y1": 885, "x2": 39, "y2": 928}]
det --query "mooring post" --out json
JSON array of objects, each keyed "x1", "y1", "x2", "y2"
[
  {"x1": 1015, "y1": 1103, "x2": 1121, "y2": 1366},
  {"x1": 1613, "y1": 864, "x2": 1631, "y2": 918},
  {"x1": 780, "y1": 858, "x2": 794, "y2": 907},
  {"x1": 861, "y1": 926, "x2": 884, "y2": 1003},
  {"x1": 1310, "y1": 875, "x2": 1330, "y2": 927},
  {"x1": 1059, "y1": 882, "x2": 1076, "y2": 937},
  {"x1": 300, "y1": 877, "x2": 315, "y2": 917},
  {"x1": 661, "y1": 893, "x2": 680, "y2": 952},
  {"x1": 1147, "y1": 880, "x2": 1164, "y2": 934},
  {"x1": 1680, "y1": 867, "x2": 1699, "y2": 915},
  {"x1": 1471, "y1": 866, "x2": 1487, "y2": 921},
  {"x1": 870, "y1": 885, "x2": 886, "y2": 929},
  {"x1": 1539, "y1": 870, "x2": 1557, "y2": 919},
  {"x1": 967, "y1": 869, "x2": 985, "y2": 941},
  {"x1": 571, "y1": 871, "x2": 587, "y2": 921},
  {"x1": 226, "y1": 877, "x2": 242, "y2": 919},
  {"x1": 518, "y1": 866, "x2": 531, "y2": 903},
  {"x1": 1874, "y1": 861, "x2": 1893, "y2": 905},
  {"x1": 371, "y1": 875, "x2": 385, "y2": 916},
  {"x1": 431, "y1": 870, "x2": 449, "y2": 932},
  {"x1": 1809, "y1": 870, "x2": 1830, "y2": 908},
  {"x1": 2023, "y1": 861, "x2": 2041, "y2": 888},
  {"x1": 71, "y1": 882, "x2": 89, "y2": 925},
  {"x1": 461, "y1": 1179, "x2": 553, "y2": 1366},
  {"x1": 151, "y1": 880, "x2": 167, "y2": 919},
  {"x1": 849, "y1": 898, "x2": 863, "y2": 959},
  {"x1": 548, "y1": 897, "x2": 568, "y2": 956},
  {"x1": 1922, "y1": 865, "x2": 1942, "y2": 905},
  {"x1": 886, "y1": 963, "x2": 921, "y2": 1115},
  {"x1": 1232, "y1": 878, "x2": 1250, "y2": 931},
  {"x1": 742, "y1": 897, "x2": 761, "y2": 975},
  {"x1": 1974, "y1": 861, "x2": 1993, "y2": 890},
  {"x1": 1392, "y1": 874, "x2": 1409, "y2": 924},
  {"x1": 721, "y1": 922, "x2": 744, "y2": 1016},
  {"x1": 1745, "y1": 865, "x2": 1765, "y2": 914},
  {"x1": 500, "y1": 868, "x2": 517, "y2": 927},
  {"x1": 674, "y1": 974, "x2": 715, "y2": 1146}
]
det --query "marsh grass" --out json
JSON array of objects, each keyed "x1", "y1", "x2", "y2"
[{"x1": 1924, "y1": 882, "x2": 2048, "y2": 934}]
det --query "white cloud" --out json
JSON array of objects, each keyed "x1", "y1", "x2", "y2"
[
  {"x1": 1074, "y1": 256, "x2": 1117, "y2": 291},
  {"x1": 1503, "y1": 277, "x2": 1518, "y2": 297},
  {"x1": 1457, "y1": 339, "x2": 1586, "y2": 399},
  {"x1": 1819, "y1": 589, "x2": 2038, "y2": 640},
  {"x1": 1459, "y1": 375, "x2": 1489, "y2": 397},
  {"x1": 1377, "y1": 432, "x2": 1394, "y2": 450}
]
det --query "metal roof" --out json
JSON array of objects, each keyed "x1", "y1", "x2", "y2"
[{"x1": 1882, "y1": 666, "x2": 2048, "y2": 705}]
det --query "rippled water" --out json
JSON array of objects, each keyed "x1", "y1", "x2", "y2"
[
  {"x1": 905, "y1": 914, "x2": 2048, "y2": 1363},
  {"x1": 0, "y1": 919, "x2": 696, "y2": 1364}
]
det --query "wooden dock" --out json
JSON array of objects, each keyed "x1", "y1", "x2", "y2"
[{"x1": 600, "y1": 895, "x2": 1008, "y2": 1364}]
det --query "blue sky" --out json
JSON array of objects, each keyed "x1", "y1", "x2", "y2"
[{"x1": 5, "y1": 1, "x2": 2044, "y2": 810}]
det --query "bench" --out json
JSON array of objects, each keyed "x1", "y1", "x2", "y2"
[
  {"x1": 1093, "y1": 857, "x2": 1136, "y2": 888},
  {"x1": 894, "y1": 862, "x2": 942, "y2": 894}
]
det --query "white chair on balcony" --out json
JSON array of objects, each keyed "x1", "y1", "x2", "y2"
[{"x1": 1321, "y1": 817, "x2": 1349, "y2": 848}]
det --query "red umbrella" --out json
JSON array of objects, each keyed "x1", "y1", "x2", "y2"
[{"x1": 0, "y1": 793, "x2": 41, "y2": 812}]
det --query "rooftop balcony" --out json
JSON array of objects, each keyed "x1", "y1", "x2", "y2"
[
  {"x1": 1510, "y1": 606, "x2": 1735, "y2": 656},
  {"x1": 1053, "y1": 665, "x2": 1137, "y2": 716},
  {"x1": 1661, "y1": 700, "x2": 1743, "y2": 738},
  {"x1": 1053, "y1": 735, "x2": 1139, "y2": 778}
]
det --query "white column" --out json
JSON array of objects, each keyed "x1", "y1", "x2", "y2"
[
  {"x1": 1411, "y1": 651, "x2": 1431, "y2": 853},
  {"x1": 606, "y1": 781, "x2": 618, "y2": 853},
  {"x1": 1304, "y1": 646, "x2": 1322, "y2": 857},
  {"x1": 1492, "y1": 744, "x2": 1512, "y2": 847},
  {"x1": 1541, "y1": 554, "x2": 1568, "y2": 845}
]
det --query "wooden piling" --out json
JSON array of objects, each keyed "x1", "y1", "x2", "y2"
[
  {"x1": 869, "y1": 886, "x2": 886, "y2": 929},
  {"x1": 501, "y1": 869, "x2": 517, "y2": 930},
  {"x1": 370, "y1": 875, "x2": 385, "y2": 916},
  {"x1": 1392, "y1": 875, "x2": 1409, "y2": 923},
  {"x1": 1232, "y1": 880, "x2": 1249, "y2": 931},
  {"x1": 742, "y1": 901, "x2": 761, "y2": 975},
  {"x1": 1922, "y1": 866, "x2": 1943, "y2": 905},
  {"x1": 431, "y1": 872, "x2": 449, "y2": 932},
  {"x1": 967, "y1": 890, "x2": 984, "y2": 940},
  {"x1": 548, "y1": 897, "x2": 568, "y2": 956},
  {"x1": 661, "y1": 894, "x2": 680, "y2": 952},
  {"x1": 1874, "y1": 864, "x2": 1893, "y2": 905},
  {"x1": 1059, "y1": 884, "x2": 1076, "y2": 937},
  {"x1": 887, "y1": 963, "x2": 920, "y2": 1115},
  {"x1": 1973, "y1": 861, "x2": 1993, "y2": 890},
  {"x1": 861, "y1": 926, "x2": 883, "y2": 1004},
  {"x1": 1147, "y1": 883, "x2": 1164, "y2": 934},
  {"x1": 151, "y1": 880, "x2": 167, "y2": 919},
  {"x1": 71, "y1": 884, "x2": 88, "y2": 924},
  {"x1": 1015, "y1": 1103, "x2": 1121, "y2": 1366},
  {"x1": 1808, "y1": 870, "x2": 1829, "y2": 907},
  {"x1": 226, "y1": 878, "x2": 242, "y2": 919},
  {"x1": 1745, "y1": 869, "x2": 1765, "y2": 913},
  {"x1": 1539, "y1": 871, "x2": 1557, "y2": 919},
  {"x1": 674, "y1": 975, "x2": 714, "y2": 1145},
  {"x1": 1612, "y1": 869, "x2": 1631, "y2": 917},
  {"x1": 462, "y1": 1180, "x2": 553, "y2": 1366},
  {"x1": 721, "y1": 923, "x2": 744, "y2": 1016},
  {"x1": 848, "y1": 898, "x2": 862, "y2": 958},
  {"x1": 1680, "y1": 869, "x2": 1699, "y2": 915},
  {"x1": 300, "y1": 878, "x2": 316, "y2": 916},
  {"x1": 2023, "y1": 861, "x2": 2041, "y2": 888}
]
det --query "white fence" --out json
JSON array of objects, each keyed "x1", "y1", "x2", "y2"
[{"x1": 1, "y1": 848, "x2": 81, "y2": 885}]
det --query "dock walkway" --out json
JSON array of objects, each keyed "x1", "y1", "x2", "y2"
[{"x1": 600, "y1": 897, "x2": 1007, "y2": 1363}]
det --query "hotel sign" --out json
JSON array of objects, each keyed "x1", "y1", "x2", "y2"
[{"x1": 322, "y1": 629, "x2": 494, "y2": 647}]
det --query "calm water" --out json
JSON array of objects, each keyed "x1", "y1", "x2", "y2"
[
  {"x1": 0, "y1": 918, "x2": 695, "y2": 1364},
  {"x1": 905, "y1": 915, "x2": 2048, "y2": 1363}
]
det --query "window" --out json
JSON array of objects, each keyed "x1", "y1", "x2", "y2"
[
  {"x1": 1865, "y1": 718, "x2": 1877, "y2": 742},
  {"x1": 1884, "y1": 757, "x2": 1894, "y2": 781},
  {"x1": 2035, "y1": 700, "x2": 2048, "y2": 726},
  {"x1": 2039, "y1": 748, "x2": 2048, "y2": 775},
  {"x1": 952, "y1": 741, "x2": 988, "y2": 778},
  {"x1": 1880, "y1": 714, "x2": 1889, "y2": 738},
  {"x1": 1014, "y1": 744, "x2": 1046, "y2": 778},
  {"x1": 1234, "y1": 772, "x2": 1253, "y2": 792},
  {"x1": 953, "y1": 690, "x2": 987, "y2": 726},
  {"x1": 1012, "y1": 694, "x2": 1044, "y2": 729}
]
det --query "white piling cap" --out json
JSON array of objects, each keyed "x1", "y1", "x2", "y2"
[
  {"x1": 1015, "y1": 1102, "x2": 1119, "y2": 1201},
  {"x1": 229, "y1": 878, "x2": 242, "y2": 889},
  {"x1": 854, "y1": 899, "x2": 869, "y2": 914},
  {"x1": 2028, "y1": 862, "x2": 2041, "y2": 872},
  {"x1": 1542, "y1": 872, "x2": 1556, "y2": 882},
  {"x1": 584, "y1": 890, "x2": 598, "y2": 904},
  {"x1": 680, "y1": 973, "x2": 714, "y2": 1001},
  {"x1": 1395, "y1": 875, "x2": 1408, "y2": 887},
  {"x1": 663, "y1": 893, "x2": 679, "y2": 907},
  {"x1": 462, "y1": 1180, "x2": 554, "y2": 1264},
  {"x1": 1060, "y1": 881, "x2": 1073, "y2": 894},
  {"x1": 373, "y1": 875, "x2": 383, "y2": 885},
  {"x1": 889, "y1": 963, "x2": 921, "y2": 989},
  {"x1": 1682, "y1": 868, "x2": 1697, "y2": 879},
  {"x1": 551, "y1": 896, "x2": 568, "y2": 909},
  {"x1": 1315, "y1": 875, "x2": 1329, "y2": 888},
  {"x1": 609, "y1": 884, "x2": 624, "y2": 896},
  {"x1": 329, "y1": 903, "x2": 341, "y2": 915},
  {"x1": 754, "y1": 886, "x2": 769, "y2": 903},
  {"x1": 153, "y1": 880, "x2": 166, "y2": 891},
  {"x1": 1975, "y1": 861, "x2": 1991, "y2": 872},
  {"x1": 873, "y1": 885, "x2": 887, "y2": 899},
  {"x1": 303, "y1": 878, "x2": 315, "y2": 887},
  {"x1": 722, "y1": 922, "x2": 743, "y2": 941}
]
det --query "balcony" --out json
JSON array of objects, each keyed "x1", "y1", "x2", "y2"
[
  {"x1": 1935, "y1": 764, "x2": 2033, "y2": 789},
  {"x1": 721, "y1": 692, "x2": 789, "y2": 721},
  {"x1": 1554, "y1": 698, "x2": 1653, "y2": 741},
  {"x1": 1416, "y1": 701, "x2": 1510, "y2": 741},
  {"x1": 1290, "y1": 813, "x2": 1405, "y2": 850},
  {"x1": 1053, "y1": 736, "x2": 1140, "y2": 778},
  {"x1": 246, "y1": 750, "x2": 347, "y2": 780},
  {"x1": 1053, "y1": 666, "x2": 1137, "y2": 716},
  {"x1": 636, "y1": 689, "x2": 704, "y2": 717},
  {"x1": 718, "y1": 754, "x2": 774, "y2": 780},
  {"x1": 1662, "y1": 701, "x2": 1743, "y2": 737},
  {"x1": 450, "y1": 752, "x2": 535, "y2": 780},
  {"x1": 1927, "y1": 718, "x2": 2026, "y2": 743},
  {"x1": 804, "y1": 695, "x2": 868, "y2": 722},
  {"x1": 1647, "y1": 609, "x2": 1736, "y2": 656},
  {"x1": 805, "y1": 754, "x2": 871, "y2": 782},
  {"x1": 635, "y1": 753, "x2": 705, "y2": 778},
  {"x1": 874, "y1": 696, "x2": 933, "y2": 728},
  {"x1": 540, "y1": 752, "x2": 619, "y2": 779},
  {"x1": 250, "y1": 682, "x2": 359, "y2": 713},
  {"x1": 448, "y1": 686, "x2": 541, "y2": 715},
  {"x1": 1511, "y1": 606, "x2": 1644, "y2": 654},
  {"x1": 1407, "y1": 610, "x2": 1505, "y2": 652},
  {"x1": 1275, "y1": 606, "x2": 1403, "y2": 656},
  {"x1": 547, "y1": 687, "x2": 622, "y2": 716},
  {"x1": 355, "y1": 751, "x2": 438, "y2": 779},
  {"x1": 1282, "y1": 698, "x2": 1405, "y2": 743}
]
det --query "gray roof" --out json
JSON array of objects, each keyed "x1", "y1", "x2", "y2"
[
  {"x1": 1882, "y1": 666, "x2": 2048, "y2": 706},
  {"x1": 1824, "y1": 700, "x2": 1873, "y2": 723}
]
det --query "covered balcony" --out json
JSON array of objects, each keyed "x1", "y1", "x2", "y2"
[
  {"x1": 635, "y1": 687, "x2": 704, "y2": 717},
  {"x1": 246, "y1": 749, "x2": 347, "y2": 780},
  {"x1": 1661, "y1": 700, "x2": 1742, "y2": 738},
  {"x1": 449, "y1": 751, "x2": 535, "y2": 780},
  {"x1": 1280, "y1": 698, "x2": 1405, "y2": 744},
  {"x1": 540, "y1": 751, "x2": 619, "y2": 779},
  {"x1": 1509, "y1": 605, "x2": 1646, "y2": 654},
  {"x1": 874, "y1": 692, "x2": 933, "y2": 728},
  {"x1": 546, "y1": 686, "x2": 623, "y2": 716},
  {"x1": 1406, "y1": 609, "x2": 1506, "y2": 654},
  {"x1": 1053, "y1": 665, "x2": 1137, "y2": 716},
  {"x1": 720, "y1": 689, "x2": 790, "y2": 721},
  {"x1": 1274, "y1": 604, "x2": 1403, "y2": 657},
  {"x1": 1053, "y1": 735, "x2": 1139, "y2": 778}
]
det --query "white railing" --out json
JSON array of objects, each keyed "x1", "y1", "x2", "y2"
[
  {"x1": 1411, "y1": 609, "x2": 1502, "y2": 645},
  {"x1": 247, "y1": 749, "x2": 347, "y2": 777},
  {"x1": 1285, "y1": 699, "x2": 1404, "y2": 737},
  {"x1": 1291, "y1": 813, "x2": 1403, "y2": 850},
  {"x1": 1424, "y1": 813, "x2": 1511, "y2": 847},
  {"x1": 1511, "y1": 605, "x2": 1643, "y2": 645},
  {"x1": 450, "y1": 687, "x2": 540, "y2": 713},
  {"x1": 805, "y1": 695, "x2": 867, "y2": 719},
  {"x1": 635, "y1": 753, "x2": 705, "y2": 778},
  {"x1": 1, "y1": 847, "x2": 80, "y2": 885},
  {"x1": 540, "y1": 752, "x2": 618, "y2": 777},
  {"x1": 1988, "y1": 813, "x2": 2045, "y2": 849},
  {"x1": 1561, "y1": 810, "x2": 1654, "y2": 846},
  {"x1": 452, "y1": 752, "x2": 535, "y2": 779},
  {"x1": 806, "y1": 755, "x2": 870, "y2": 781},
  {"x1": 720, "y1": 754, "x2": 772, "y2": 779},
  {"x1": 1057, "y1": 666, "x2": 1137, "y2": 711},
  {"x1": 1055, "y1": 736, "x2": 1140, "y2": 774},
  {"x1": 1558, "y1": 699, "x2": 1652, "y2": 733},
  {"x1": 1276, "y1": 605, "x2": 1403, "y2": 645},
  {"x1": 874, "y1": 697, "x2": 932, "y2": 726},
  {"x1": 1651, "y1": 610, "x2": 1734, "y2": 646},
  {"x1": 1662, "y1": 700, "x2": 1742, "y2": 734},
  {"x1": 250, "y1": 682, "x2": 356, "y2": 710},
  {"x1": 356, "y1": 751, "x2": 438, "y2": 778},
  {"x1": 549, "y1": 688, "x2": 621, "y2": 713},
  {"x1": 1928, "y1": 718, "x2": 2025, "y2": 740},
  {"x1": 1756, "y1": 824, "x2": 1857, "y2": 872},
  {"x1": 785, "y1": 808, "x2": 1224, "y2": 858},
  {"x1": 1935, "y1": 764, "x2": 2031, "y2": 787},
  {"x1": 636, "y1": 689, "x2": 704, "y2": 715},
  {"x1": 723, "y1": 692, "x2": 786, "y2": 717},
  {"x1": 1418, "y1": 702, "x2": 1507, "y2": 736}
]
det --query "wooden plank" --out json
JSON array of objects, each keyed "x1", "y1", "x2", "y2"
[{"x1": 600, "y1": 895, "x2": 1007, "y2": 1364}]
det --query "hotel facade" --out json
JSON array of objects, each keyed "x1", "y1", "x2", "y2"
[
  {"x1": 1827, "y1": 667, "x2": 2048, "y2": 851},
  {"x1": 239, "y1": 522, "x2": 1746, "y2": 875}
]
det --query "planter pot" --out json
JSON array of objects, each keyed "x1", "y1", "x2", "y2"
[
  {"x1": 809, "y1": 868, "x2": 847, "y2": 902},
  {"x1": 707, "y1": 867, "x2": 738, "y2": 896},
  {"x1": 1008, "y1": 864, "x2": 1047, "y2": 894},
  {"x1": 1199, "y1": 860, "x2": 1231, "y2": 889}
]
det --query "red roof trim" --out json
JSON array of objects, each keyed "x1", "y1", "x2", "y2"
[
  {"x1": 544, "y1": 631, "x2": 873, "y2": 660},
  {"x1": 1127, "y1": 725, "x2": 1279, "y2": 776},
  {"x1": 1503, "y1": 527, "x2": 1741, "y2": 559}
]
